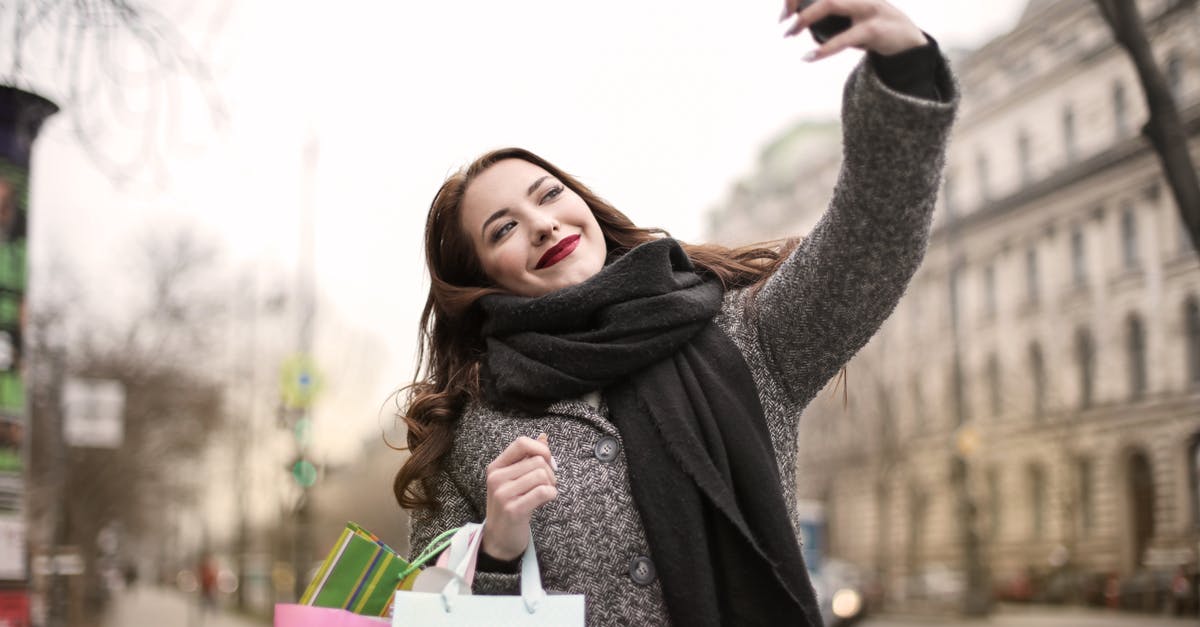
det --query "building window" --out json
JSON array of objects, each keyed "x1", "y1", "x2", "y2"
[
  {"x1": 1017, "y1": 130, "x2": 1033, "y2": 184},
  {"x1": 987, "y1": 353, "x2": 1002, "y2": 418},
  {"x1": 1187, "y1": 297, "x2": 1200, "y2": 387},
  {"x1": 1113, "y1": 81, "x2": 1129, "y2": 136},
  {"x1": 1166, "y1": 53, "x2": 1183, "y2": 99},
  {"x1": 1030, "y1": 464, "x2": 1046, "y2": 538},
  {"x1": 951, "y1": 360, "x2": 969, "y2": 426},
  {"x1": 876, "y1": 483, "x2": 891, "y2": 570},
  {"x1": 1071, "y1": 225, "x2": 1088, "y2": 288},
  {"x1": 1030, "y1": 342, "x2": 1047, "y2": 420},
  {"x1": 1128, "y1": 314, "x2": 1147, "y2": 399},
  {"x1": 1121, "y1": 204, "x2": 1140, "y2": 270},
  {"x1": 943, "y1": 173, "x2": 957, "y2": 218},
  {"x1": 1127, "y1": 450, "x2": 1156, "y2": 566},
  {"x1": 1026, "y1": 247, "x2": 1040, "y2": 306},
  {"x1": 878, "y1": 386, "x2": 895, "y2": 446},
  {"x1": 1190, "y1": 435, "x2": 1200, "y2": 528},
  {"x1": 1063, "y1": 104, "x2": 1078, "y2": 163},
  {"x1": 988, "y1": 468, "x2": 1001, "y2": 538},
  {"x1": 983, "y1": 264, "x2": 997, "y2": 320},
  {"x1": 907, "y1": 484, "x2": 928, "y2": 565},
  {"x1": 1077, "y1": 327, "x2": 1096, "y2": 408},
  {"x1": 976, "y1": 152, "x2": 991, "y2": 204},
  {"x1": 1078, "y1": 457, "x2": 1095, "y2": 534},
  {"x1": 949, "y1": 263, "x2": 963, "y2": 329},
  {"x1": 911, "y1": 376, "x2": 926, "y2": 435}
]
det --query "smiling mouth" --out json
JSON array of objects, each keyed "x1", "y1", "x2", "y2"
[{"x1": 536, "y1": 234, "x2": 581, "y2": 270}]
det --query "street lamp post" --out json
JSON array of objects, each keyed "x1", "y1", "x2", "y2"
[{"x1": 946, "y1": 212, "x2": 992, "y2": 617}]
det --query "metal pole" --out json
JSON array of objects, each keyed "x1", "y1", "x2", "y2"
[
  {"x1": 46, "y1": 355, "x2": 68, "y2": 627},
  {"x1": 291, "y1": 132, "x2": 319, "y2": 600},
  {"x1": 946, "y1": 216, "x2": 991, "y2": 617}
]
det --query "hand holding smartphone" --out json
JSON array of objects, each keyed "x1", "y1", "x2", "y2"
[{"x1": 795, "y1": 0, "x2": 852, "y2": 44}]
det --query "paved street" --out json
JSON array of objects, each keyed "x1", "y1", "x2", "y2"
[
  {"x1": 96, "y1": 588, "x2": 1199, "y2": 627},
  {"x1": 861, "y1": 604, "x2": 1198, "y2": 627},
  {"x1": 100, "y1": 585, "x2": 267, "y2": 627}
]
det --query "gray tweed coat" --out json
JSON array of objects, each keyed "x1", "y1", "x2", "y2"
[{"x1": 408, "y1": 56, "x2": 959, "y2": 626}]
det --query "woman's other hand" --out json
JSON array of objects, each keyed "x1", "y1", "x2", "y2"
[
  {"x1": 481, "y1": 433, "x2": 558, "y2": 560},
  {"x1": 780, "y1": 0, "x2": 927, "y2": 61}
]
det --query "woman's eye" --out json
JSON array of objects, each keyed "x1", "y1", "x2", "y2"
[
  {"x1": 541, "y1": 185, "x2": 563, "y2": 203},
  {"x1": 491, "y1": 221, "x2": 516, "y2": 242}
]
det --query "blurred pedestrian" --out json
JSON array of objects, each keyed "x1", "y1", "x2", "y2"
[
  {"x1": 1171, "y1": 565, "x2": 1195, "y2": 616},
  {"x1": 198, "y1": 555, "x2": 218, "y2": 613},
  {"x1": 394, "y1": 1, "x2": 958, "y2": 625}
]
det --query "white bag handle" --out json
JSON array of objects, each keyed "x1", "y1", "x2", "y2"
[{"x1": 440, "y1": 522, "x2": 548, "y2": 614}]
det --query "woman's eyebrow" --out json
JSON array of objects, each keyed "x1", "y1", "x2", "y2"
[
  {"x1": 480, "y1": 208, "x2": 511, "y2": 238},
  {"x1": 480, "y1": 176, "x2": 552, "y2": 238},
  {"x1": 526, "y1": 175, "x2": 549, "y2": 197}
]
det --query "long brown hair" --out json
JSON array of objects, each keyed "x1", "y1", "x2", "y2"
[{"x1": 392, "y1": 147, "x2": 797, "y2": 510}]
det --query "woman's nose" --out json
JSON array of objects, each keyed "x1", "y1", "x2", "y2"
[{"x1": 530, "y1": 211, "x2": 559, "y2": 244}]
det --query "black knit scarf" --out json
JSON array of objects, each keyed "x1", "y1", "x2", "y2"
[{"x1": 478, "y1": 239, "x2": 821, "y2": 626}]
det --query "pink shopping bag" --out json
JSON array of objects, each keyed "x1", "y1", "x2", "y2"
[{"x1": 274, "y1": 603, "x2": 389, "y2": 627}]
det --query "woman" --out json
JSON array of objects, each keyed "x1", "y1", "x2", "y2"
[{"x1": 394, "y1": 1, "x2": 958, "y2": 624}]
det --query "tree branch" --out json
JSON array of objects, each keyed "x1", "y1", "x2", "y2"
[{"x1": 1094, "y1": 0, "x2": 1200, "y2": 252}]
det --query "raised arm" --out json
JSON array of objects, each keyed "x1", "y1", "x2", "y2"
[{"x1": 757, "y1": 1, "x2": 959, "y2": 408}]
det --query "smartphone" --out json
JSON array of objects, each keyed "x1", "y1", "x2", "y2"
[{"x1": 796, "y1": 0, "x2": 852, "y2": 44}]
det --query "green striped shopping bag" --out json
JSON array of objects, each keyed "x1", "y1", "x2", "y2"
[{"x1": 298, "y1": 522, "x2": 456, "y2": 617}]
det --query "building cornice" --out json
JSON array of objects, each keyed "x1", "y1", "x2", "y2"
[
  {"x1": 956, "y1": 0, "x2": 1193, "y2": 131},
  {"x1": 931, "y1": 103, "x2": 1200, "y2": 245}
]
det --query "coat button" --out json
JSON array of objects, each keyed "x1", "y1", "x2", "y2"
[
  {"x1": 629, "y1": 556, "x2": 656, "y2": 585},
  {"x1": 593, "y1": 436, "x2": 620, "y2": 463}
]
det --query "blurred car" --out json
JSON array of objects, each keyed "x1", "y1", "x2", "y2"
[{"x1": 812, "y1": 559, "x2": 869, "y2": 627}]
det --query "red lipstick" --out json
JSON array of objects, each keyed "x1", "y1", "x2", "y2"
[{"x1": 536, "y1": 234, "x2": 580, "y2": 269}]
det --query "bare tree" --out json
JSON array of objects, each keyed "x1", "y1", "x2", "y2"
[
  {"x1": 26, "y1": 225, "x2": 231, "y2": 620},
  {"x1": 0, "y1": 1, "x2": 229, "y2": 184},
  {"x1": 1093, "y1": 0, "x2": 1200, "y2": 252}
]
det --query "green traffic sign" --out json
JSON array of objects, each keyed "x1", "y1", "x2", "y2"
[{"x1": 292, "y1": 459, "x2": 318, "y2": 488}]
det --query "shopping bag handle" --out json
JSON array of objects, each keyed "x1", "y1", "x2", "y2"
[
  {"x1": 440, "y1": 524, "x2": 547, "y2": 615},
  {"x1": 396, "y1": 526, "x2": 460, "y2": 582}
]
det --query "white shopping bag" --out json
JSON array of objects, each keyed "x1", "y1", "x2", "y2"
[{"x1": 392, "y1": 523, "x2": 584, "y2": 626}]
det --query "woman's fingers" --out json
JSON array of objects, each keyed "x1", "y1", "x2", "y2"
[
  {"x1": 494, "y1": 470, "x2": 559, "y2": 517},
  {"x1": 507, "y1": 484, "x2": 558, "y2": 516},
  {"x1": 779, "y1": 0, "x2": 801, "y2": 22},
  {"x1": 806, "y1": 21, "x2": 873, "y2": 62},
  {"x1": 782, "y1": 0, "x2": 925, "y2": 58},
  {"x1": 481, "y1": 435, "x2": 559, "y2": 560},
  {"x1": 489, "y1": 457, "x2": 557, "y2": 497},
  {"x1": 486, "y1": 434, "x2": 553, "y2": 475}
]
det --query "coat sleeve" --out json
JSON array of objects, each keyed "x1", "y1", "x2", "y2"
[
  {"x1": 752, "y1": 53, "x2": 958, "y2": 410},
  {"x1": 407, "y1": 468, "x2": 522, "y2": 595}
]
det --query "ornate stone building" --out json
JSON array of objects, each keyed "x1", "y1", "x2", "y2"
[{"x1": 705, "y1": 0, "x2": 1200, "y2": 607}]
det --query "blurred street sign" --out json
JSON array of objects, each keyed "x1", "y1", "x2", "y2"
[
  {"x1": 279, "y1": 355, "x2": 321, "y2": 410},
  {"x1": 293, "y1": 417, "x2": 312, "y2": 449},
  {"x1": 0, "y1": 331, "x2": 13, "y2": 371},
  {"x1": 61, "y1": 378, "x2": 125, "y2": 448},
  {"x1": 0, "y1": 516, "x2": 24, "y2": 579},
  {"x1": 290, "y1": 458, "x2": 318, "y2": 488},
  {"x1": 32, "y1": 552, "x2": 83, "y2": 576}
]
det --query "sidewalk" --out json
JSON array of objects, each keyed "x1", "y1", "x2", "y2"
[
  {"x1": 100, "y1": 584, "x2": 267, "y2": 627},
  {"x1": 867, "y1": 603, "x2": 1199, "y2": 626}
]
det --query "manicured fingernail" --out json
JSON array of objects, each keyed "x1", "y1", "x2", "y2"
[
  {"x1": 803, "y1": 50, "x2": 819, "y2": 62},
  {"x1": 537, "y1": 432, "x2": 548, "y2": 442}
]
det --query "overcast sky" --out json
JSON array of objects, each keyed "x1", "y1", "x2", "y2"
[{"x1": 27, "y1": 0, "x2": 1030, "y2": 467}]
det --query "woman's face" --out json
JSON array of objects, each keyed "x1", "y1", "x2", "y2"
[{"x1": 460, "y1": 158, "x2": 607, "y2": 297}]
